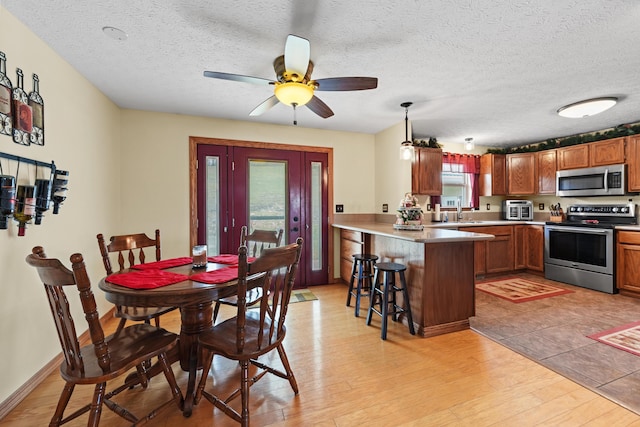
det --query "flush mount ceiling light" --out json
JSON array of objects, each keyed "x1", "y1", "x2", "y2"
[
  {"x1": 465, "y1": 137, "x2": 474, "y2": 151},
  {"x1": 399, "y1": 102, "x2": 415, "y2": 161},
  {"x1": 102, "y1": 26, "x2": 128, "y2": 41},
  {"x1": 557, "y1": 97, "x2": 618, "y2": 118}
]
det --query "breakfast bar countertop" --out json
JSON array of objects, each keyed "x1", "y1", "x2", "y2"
[{"x1": 331, "y1": 221, "x2": 495, "y2": 243}]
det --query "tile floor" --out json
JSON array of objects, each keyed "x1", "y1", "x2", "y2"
[{"x1": 470, "y1": 273, "x2": 640, "y2": 415}]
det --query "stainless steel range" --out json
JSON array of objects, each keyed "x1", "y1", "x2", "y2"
[{"x1": 544, "y1": 203, "x2": 637, "y2": 294}]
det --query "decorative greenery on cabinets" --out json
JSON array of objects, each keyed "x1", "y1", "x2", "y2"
[
  {"x1": 412, "y1": 137, "x2": 442, "y2": 149},
  {"x1": 486, "y1": 122, "x2": 640, "y2": 154}
]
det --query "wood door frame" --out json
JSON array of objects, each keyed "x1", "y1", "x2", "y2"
[{"x1": 189, "y1": 136, "x2": 335, "y2": 283}]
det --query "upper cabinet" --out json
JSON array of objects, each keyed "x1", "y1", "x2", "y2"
[
  {"x1": 411, "y1": 147, "x2": 442, "y2": 195},
  {"x1": 480, "y1": 154, "x2": 506, "y2": 196},
  {"x1": 506, "y1": 153, "x2": 536, "y2": 195},
  {"x1": 536, "y1": 149, "x2": 557, "y2": 195},
  {"x1": 557, "y1": 144, "x2": 590, "y2": 170},
  {"x1": 627, "y1": 135, "x2": 640, "y2": 193},
  {"x1": 557, "y1": 137, "x2": 626, "y2": 170}
]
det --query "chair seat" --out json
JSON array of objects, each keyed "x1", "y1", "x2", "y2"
[
  {"x1": 115, "y1": 305, "x2": 177, "y2": 321},
  {"x1": 199, "y1": 311, "x2": 284, "y2": 360},
  {"x1": 60, "y1": 323, "x2": 178, "y2": 384}
]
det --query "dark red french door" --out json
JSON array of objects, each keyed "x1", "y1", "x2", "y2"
[{"x1": 196, "y1": 144, "x2": 328, "y2": 286}]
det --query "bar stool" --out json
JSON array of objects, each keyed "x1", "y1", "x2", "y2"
[
  {"x1": 366, "y1": 262, "x2": 416, "y2": 340},
  {"x1": 346, "y1": 253, "x2": 378, "y2": 317}
]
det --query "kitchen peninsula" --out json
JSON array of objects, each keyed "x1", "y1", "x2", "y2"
[{"x1": 333, "y1": 222, "x2": 494, "y2": 337}]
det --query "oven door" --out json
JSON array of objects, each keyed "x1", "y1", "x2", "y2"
[{"x1": 544, "y1": 225, "x2": 613, "y2": 275}]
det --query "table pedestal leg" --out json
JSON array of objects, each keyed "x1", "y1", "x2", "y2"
[{"x1": 179, "y1": 302, "x2": 213, "y2": 417}]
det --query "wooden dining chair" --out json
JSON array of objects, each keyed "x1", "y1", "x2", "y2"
[
  {"x1": 26, "y1": 246, "x2": 184, "y2": 427},
  {"x1": 212, "y1": 225, "x2": 284, "y2": 322},
  {"x1": 97, "y1": 230, "x2": 177, "y2": 334},
  {"x1": 195, "y1": 238, "x2": 303, "y2": 427}
]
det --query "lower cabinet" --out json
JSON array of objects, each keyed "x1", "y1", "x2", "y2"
[
  {"x1": 461, "y1": 224, "x2": 544, "y2": 277},
  {"x1": 617, "y1": 231, "x2": 640, "y2": 298},
  {"x1": 339, "y1": 229, "x2": 369, "y2": 283}
]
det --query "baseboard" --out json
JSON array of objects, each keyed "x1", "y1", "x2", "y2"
[{"x1": 0, "y1": 307, "x2": 116, "y2": 420}]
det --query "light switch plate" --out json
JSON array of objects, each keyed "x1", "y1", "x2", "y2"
[{"x1": 336, "y1": 204, "x2": 344, "y2": 213}]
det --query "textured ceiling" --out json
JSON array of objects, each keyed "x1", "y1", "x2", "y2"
[{"x1": 3, "y1": 0, "x2": 640, "y2": 148}]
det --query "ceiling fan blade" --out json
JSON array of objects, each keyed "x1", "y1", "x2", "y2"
[
  {"x1": 284, "y1": 34, "x2": 310, "y2": 77},
  {"x1": 249, "y1": 95, "x2": 279, "y2": 116},
  {"x1": 203, "y1": 71, "x2": 273, "y2": 86},
  {"x1": 306, "y1": 96, "x2": 334, "y2": 118},
  {"x1": 314, "y1": 77, "x2": 378, "y2": 91}
]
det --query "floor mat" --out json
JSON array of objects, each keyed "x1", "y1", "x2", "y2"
[
  {"x1": 290, "y1": 288, "x2": 318, "y2": 303},
  {"x1": 476, "y1": 276, "x2": 573, "y2": 303},
  {"x1": 589, "y1": 320, "x2": 640, "y2": 357}
]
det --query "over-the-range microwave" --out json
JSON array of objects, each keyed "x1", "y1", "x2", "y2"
[{"x1": 556, "y1": 164, "x2": 627, "y2": 197}]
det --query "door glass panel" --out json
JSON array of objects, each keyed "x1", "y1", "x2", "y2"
[
  {"x1": 206, "y1": 156, "x2": 220, "y2": 255},
  {"x1": 311, "y1": 161, "x2": 322, "y2": 270},
  {"x1": 249, "y1": 160, "x2": 286, "y2": 241}
]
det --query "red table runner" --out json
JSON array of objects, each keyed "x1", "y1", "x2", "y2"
[
  {"x1": 190, "y1": 266, "x2": 239, "y2": 284},
  {"x1": 131, "y1": 257, "x2": 194, "y2": 270},
  {"x1": 106, "y1": 270, "x2": 189, "y2": 289}
]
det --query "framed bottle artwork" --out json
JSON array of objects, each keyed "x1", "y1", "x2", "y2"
[
  {"x1": 0, "y1": 52, "x2": 12, "y2": 137},
  {"x1": 12, "y1": 68, "x2": 31, "y2": 146},
  {"x1": 29, "y1": 74, "x2": 44, "y2": 145}
]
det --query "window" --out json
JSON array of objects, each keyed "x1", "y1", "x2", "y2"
[{"x1": 434, "y1": 153, "x2": 481, "y2": 209}]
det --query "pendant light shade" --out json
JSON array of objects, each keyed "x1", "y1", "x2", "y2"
[
  {"x1": 557, "y1": 97, "x2": 617, "y2": 118},
  {"x1": 399, "y1": 102, "x2": 414, "y2": 161},
  {"x1": 465, "y1": 137, "x2": 474, "y2": 151}
]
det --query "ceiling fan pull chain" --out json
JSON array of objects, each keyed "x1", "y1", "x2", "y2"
[{"x1": 293, "y1": 103, "x2": 298, "y2": 126}]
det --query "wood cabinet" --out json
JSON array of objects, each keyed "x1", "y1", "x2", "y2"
[
  {"x1": 460, "y1": 225, "x2": 513, "y2": 275},
  {"x1": 557, "y1": 144, "x2": 590, "y2": 170},
  {"x1": 479, "y1": 154, "x2": 506, "y2": 196},
  {"x1": 627, "y1": 135, "x2": 640, "y2": 192},
  {"x1": 616, "y1": 231, "x2": 640, "y2": 298},
  {"x1": 589, "y1": 137, "x2": 626, "y2": 166},
  {"x1": 507, "y1": 153, "x2": 536, "y2": 195},
  {"x1": 525, "y1": 225, "x2": 544, "y2": 272},
  {"x1": 513, "y1": 225, "x2": 526, "y2": 270},
  {"x1": 536, "y1": 149, "x2": 557, "y2": 194},
  {"x1": 412, "y1": 147, "x2": 442, "y2": 196},
  {"x1": 339, "y1": 229, "x2": 369, "y2": 283}
]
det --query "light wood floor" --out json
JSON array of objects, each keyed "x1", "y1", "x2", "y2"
[{"x1": 3, "y1": 283, "x2": 640, "y2": 426}]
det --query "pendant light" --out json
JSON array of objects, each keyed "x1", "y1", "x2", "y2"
[
  {"x1": 399, "y1": 102, "x2": 414, "y2": 161},
  {"x1": 465, "y1": 137, "x2": 474, "y2": 151}
]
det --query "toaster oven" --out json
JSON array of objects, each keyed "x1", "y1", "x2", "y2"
[{"x1": 502, "y1": 200, "x2": 533, "y2": 221}]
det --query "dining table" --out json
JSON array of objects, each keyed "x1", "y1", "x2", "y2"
[{"x1": 98, "y1": 254, "x2": 246, "y2": 417}]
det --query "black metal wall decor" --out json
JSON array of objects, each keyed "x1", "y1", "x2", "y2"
[
  {"x1": 0, "y1": 51, "x2": 45, "y2": 146},
  {"x1": 0, "y1": 152, "x2": 67, "y2": 236}
]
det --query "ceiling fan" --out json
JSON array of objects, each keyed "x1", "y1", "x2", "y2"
[{"x1": 203, "y1": 34, "x2": 378, "y2": 122}]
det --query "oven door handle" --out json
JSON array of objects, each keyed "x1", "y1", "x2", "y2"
[
  {"x1": 546, "y1": 226, "x2": 610, "y2": 234},
  {"x1": 604, "y1": 168, "x2": 609, "y2": 191}
]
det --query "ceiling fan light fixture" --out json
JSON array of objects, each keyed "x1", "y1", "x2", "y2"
[
  {"x1": 557, "y1": 97, "x2": 618, "y2": 118},
  {"x1": 274, "y1": 81, "x2": 314, "y2": 107}
]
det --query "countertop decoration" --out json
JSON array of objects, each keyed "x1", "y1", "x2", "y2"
[{"x1": 395, "y1": 192, "x2": 424, "y2": 230}]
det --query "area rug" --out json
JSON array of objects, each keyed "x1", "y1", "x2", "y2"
[
  {"x1": 476, "y1": 277, "x2": 573, "y2": 303},
  {"x1": 588, "y1": 320, "x2": 640, "y2": 357},
  {"x1": 290, "y1": 288, "x2": 318, "y2": 303}
]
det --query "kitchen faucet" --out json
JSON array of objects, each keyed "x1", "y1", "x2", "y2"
[{"x1": 456, "y1": 198, "x2": 463, "y2": 221}]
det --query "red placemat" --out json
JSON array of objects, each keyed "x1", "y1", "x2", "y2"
[
  {"x1": 106, "y1": 270, "x2": 189, "y2": 289},
  {"x1": 131, "y1": 257, "x2": 194, "y2": 270},
  {"x1": 191, "y1": 266, "x2": 239, "y2": 284},
  {"x1": 208, "y1": 254, "x2": 256, "y2": 265}
]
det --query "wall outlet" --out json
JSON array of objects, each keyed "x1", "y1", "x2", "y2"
[
  {"x1": 382, "y1": 204, "x2": 388, "y2": 213},
  {"x1": 539, "y1": 203, "x2": 545, "y2": 210},
  {"x1": 486, "y1": 203, "x2": 491, "y2": 211},
  {"x1": 336, "y1": 204, "x2": 344, "y2": 213}
]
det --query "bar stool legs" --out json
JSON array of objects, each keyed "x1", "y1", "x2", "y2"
[
  {"x1": 366, "y1": 262, "x2": 416, "y2": 340},
  {"x1": 346, "y1": 254, "x2": 378, "y2": 317}
]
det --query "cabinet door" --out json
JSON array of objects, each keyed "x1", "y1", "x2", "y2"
[
  {"x1": 507, "y1": 153, "x2": 536, "y2": 195},
  {"x1": 617, "y1": 242, "x2": 640, "y2": 297},
  {"x1": 479, "y1": 154, "x2": 506, "y2": 196},
  {"x1": 411, "y1": 148, "x2": 442, "y2": 195},
  {"x1": 525, "y1": 225, "x2": 544, "y2": 272},
  {"x1": 513, "y1": 225, "x2": 526, "y2": 269},
  {"x1": 557, "y1": 145, "x2": 589, "y2": 170},
  {"x1": 464, "y1": 226, "x2": 513, "y2": 273},
  {"x1": 627, "y1": 135, "x2": 640, "y2": 192},
  {"x1": 590, "y1": 137, "x2": 626, "y2": 167},
  {"x1": 537, "y1": 150, "x2": 557, "y2": 194}
]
